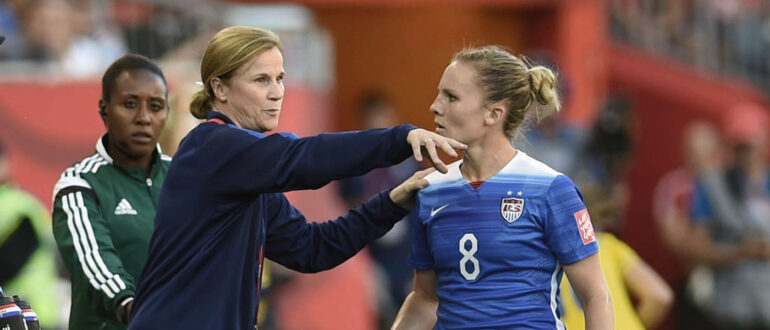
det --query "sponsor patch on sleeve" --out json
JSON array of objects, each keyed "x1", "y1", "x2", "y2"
[{"x1": 574, "y1": 208, "x2": 596, "y2": 245}]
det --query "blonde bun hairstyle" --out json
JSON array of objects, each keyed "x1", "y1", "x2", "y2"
[{"x1": 453, "y1": 46, "x2": 560, "y2": 139}]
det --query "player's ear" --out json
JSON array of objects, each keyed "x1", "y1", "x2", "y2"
[
  {"x1": 484, "y1": 101, "x2": 506, "y2": 126},
  {"x1": 211, "y1": 77, "x2": 226, "y2": 102},
  {"x1": 98, "y1": 99, "x2": 108, "y2": 126}
]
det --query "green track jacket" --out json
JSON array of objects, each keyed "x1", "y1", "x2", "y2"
[{"x1": 52, "y1": 135, "x2": 169, "y2": 330}]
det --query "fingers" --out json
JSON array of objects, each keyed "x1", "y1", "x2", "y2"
[
  {"x1": 424, "y1": 142, "x2": 448, "y2": 174},
  {"x1": 407, "y1": 128, "x2": 466, "y2": 168},
  {"x1": 389, "y1": 168, "x2": 436, "y2": 209},
  {"x1": 402, "y1": 169, "x2": 434, "y2": 193},
  {"x1": 431, "y1": 160, "x2": 449, "y2": 174},
  {"x1": 413, "y1": 178, "x2": 430, "y2": 190},
  {"x1": 410, "y1": 168, "x2": 435, "y2": 190},
  {"x1": 446, "y1": 138, "x2": 467, "y2": 150},
  {"x1": 436, "y1": 138, "x2": 459, "y2": 158},
  {"x1": 411, "y1": 138, "x2": 424, "y2": 162},
  {"x1": 413, "y1": 167, "x2": 435, "y2": 179},
  {"x1": 405, "y1": 168, "x2": 433, "y2": 188}
]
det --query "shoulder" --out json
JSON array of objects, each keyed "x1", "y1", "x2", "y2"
[
  {"x1": 422, "y1": 160, "x2": 465, "y2": 192},
  {"x1": 495, "y1": 152, "x2": 567, "y2": 196},
  {"x1": 52, "y1": 153, "x2": 108, "y2": 201},
  {"x1": 502, "y1": 151, "x2": 561, "y2": 179},
  {"x1": 191, "y1": 121, "x2": 295, "y2": 152}
]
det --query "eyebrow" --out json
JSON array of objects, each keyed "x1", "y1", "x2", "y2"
[
  {"x1": 440, "y1": 88, "x2": 457, "y2": 95},
  {"x1": 253, "y1": 71, "x2": 286, "y2": 78},
  {"x1": 121, "y1": 94, "x2": 166, "y2": 101}
]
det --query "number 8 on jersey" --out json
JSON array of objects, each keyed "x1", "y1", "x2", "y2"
[{"x1": 459, "y1": 233, "x2": 479, "y2": 280}]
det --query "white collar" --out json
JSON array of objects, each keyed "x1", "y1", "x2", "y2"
[{"x1": 95, "y1": 134, "x2": 162, "y2": 165}]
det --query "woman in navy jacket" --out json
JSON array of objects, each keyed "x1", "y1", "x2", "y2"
[{"x1": 128, "y1": 26, "x2": 465, "y2": 329}]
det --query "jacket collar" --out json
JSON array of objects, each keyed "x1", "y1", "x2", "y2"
[
  {"x1": 206, "y1": 111, "x2": 235, "y2": 125},
  {"x1": 204, "y1": 111, "x2": 300, "y2": 140},
  {"x1": 96, "y1": 134, "x2": 162, "y2": 165}
]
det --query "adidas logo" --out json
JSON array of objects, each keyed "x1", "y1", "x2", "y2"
[{"x1": 114, "y1": 198, "x2": 138, "y2": 215}]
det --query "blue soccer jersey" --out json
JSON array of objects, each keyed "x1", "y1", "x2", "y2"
[{"x1": 408, "y1": 151, "x2": 599, "y2": 329}]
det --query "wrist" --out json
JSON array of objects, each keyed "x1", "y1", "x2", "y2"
[{"x1": 116, "y1": 296, "x2": 134, "y2": 323}]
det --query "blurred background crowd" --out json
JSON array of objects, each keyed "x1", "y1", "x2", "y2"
[{"x1": 0, "y1": 0, "x2": 768, "y2": 329}]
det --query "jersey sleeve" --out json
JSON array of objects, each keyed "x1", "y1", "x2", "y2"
[
  {"x1": 690, "y1": 179, "x2": 715, "y2": 224},
  {"x1": 52, "y1": 184, "x2": 135, "y2": 320},
  {"x1": 407, "y1": 196, "x2": 433, "y2": 270},
  {"x1": 543, "y1": 175, "x2": 599, "y2": 265},
  {"x1": 264, "y1": 190, "x2": 408, "y2": 273},
  {"x1": 202, "y1": 124, "x2": 416, "y2": 196}
]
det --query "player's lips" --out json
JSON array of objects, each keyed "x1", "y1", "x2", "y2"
[
  {"x1": 435, "y1": 122, "x2": 445, "y2": 131},
  {"x1": 130, "y1": 132, "x2": 153, "y2": 144},
  {"x1": 264, "y1": 108, "x2": 280, "y2": 115}
]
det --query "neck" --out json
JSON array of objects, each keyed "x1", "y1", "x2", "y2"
[
  {"x1": 213, "y1": 106, "x2": 242, "y2": 128},
  {"x1": 106, "y1": 141, "x2": 154, "y2": 176},
  {"x1": 461, "y1": 133, "x2": 516, "y2": 182}
]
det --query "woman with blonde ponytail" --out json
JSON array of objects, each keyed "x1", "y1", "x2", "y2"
[
  {"x1": 393, "y1": 46, "x2": 613, "y2": 330},
  {"x1": 128, "y1": 26, "x2": 467, "y2": 330}
]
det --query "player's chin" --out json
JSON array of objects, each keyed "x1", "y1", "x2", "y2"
[
  {"x1": 435, "y1": 126, "x2": 450, "y2": 137},
  {"x1": 435, "y1": 127, "x2": 460, "y2": 141},
  {"x1": 262, "y1": 119, "x2": 279, "y2": 132},
  {"x1": 128, "y1": 144, "x2": 157, "y2": 158}
]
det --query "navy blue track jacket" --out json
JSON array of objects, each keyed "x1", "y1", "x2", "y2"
[{"x1": 128, "y1": 112, "x2": 416, "y2": 329}]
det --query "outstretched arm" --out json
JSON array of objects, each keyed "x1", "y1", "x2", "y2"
[
  {"x1": 392, "y1": 270, "x2": 438, "y2": 330},
  {"x1": 197, "y1": 123, "x2": 464, "y2": 196},
  {"x1": 264, "y1": 169, "x2": 432, "y2": 272}
]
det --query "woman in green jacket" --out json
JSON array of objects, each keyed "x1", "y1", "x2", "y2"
[{"x1": 52, "y1": 54, "x2": 170, "y2": 330}]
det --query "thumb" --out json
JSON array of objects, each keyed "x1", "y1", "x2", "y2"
[
  {"x1": 413, "y1": 178, "x2": 430, "y2": 190},
  {"x1": 413, "y1": 168, "x2": 435, "y2": 180}
]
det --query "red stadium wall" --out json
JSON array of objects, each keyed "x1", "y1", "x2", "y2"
[
  {"x1": 313, "y1": 6, "x2": 529, "y2": 131},
  {"x1": 0, "y1": 81, "x2": 103, "y2": 207},
  {"x1": 311, "y1": 1, "x2": 607, "y2": 132}
]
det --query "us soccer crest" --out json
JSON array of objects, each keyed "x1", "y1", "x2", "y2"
[{"x1": 501, "y1": 197, "x2": 524, "y2": 223}]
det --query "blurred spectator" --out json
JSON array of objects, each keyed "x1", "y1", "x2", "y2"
[
  {"x1": 652, "y1": 121, "x2": 722, "y2": 330},
  {"x1": 689, "y1": 103, "x2": 770, "y2": 329},
  {"x1": 573, "y1": 95, "x2": 635, "y2": 219},
  {"x1": 0, "y1": 0, "x2": 31, "y2": 60},
  {"x1": 609, "y1": 0, "x2": 770, "y2": 95},
  {"x1": 0, "y1": 139, "x2": 61, "y2": 329},
  {"x1": 521, "y1": 115, "x2": 585, "y2": 175},
  {"x1": 5, "y1": 0, "x2": 125, "y2": 76},
  {"x1": 561, "y1": 184, "x2": 673, "y2": 330},
  {"x1": 111, "y1": 0, "x2": 207, "y2": 59},
  {"x1": 337, "y1": 93, "x2": 419, "y2": 329}
]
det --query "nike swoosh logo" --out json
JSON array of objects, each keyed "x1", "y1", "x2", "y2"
[{"x1": 430, "y1": 204, "x2": 450, "y2": 217}]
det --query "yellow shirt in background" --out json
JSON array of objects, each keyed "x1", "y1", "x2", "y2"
[{"x1": 560, "y1": 232, "x2": 645, "y2": 330}]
